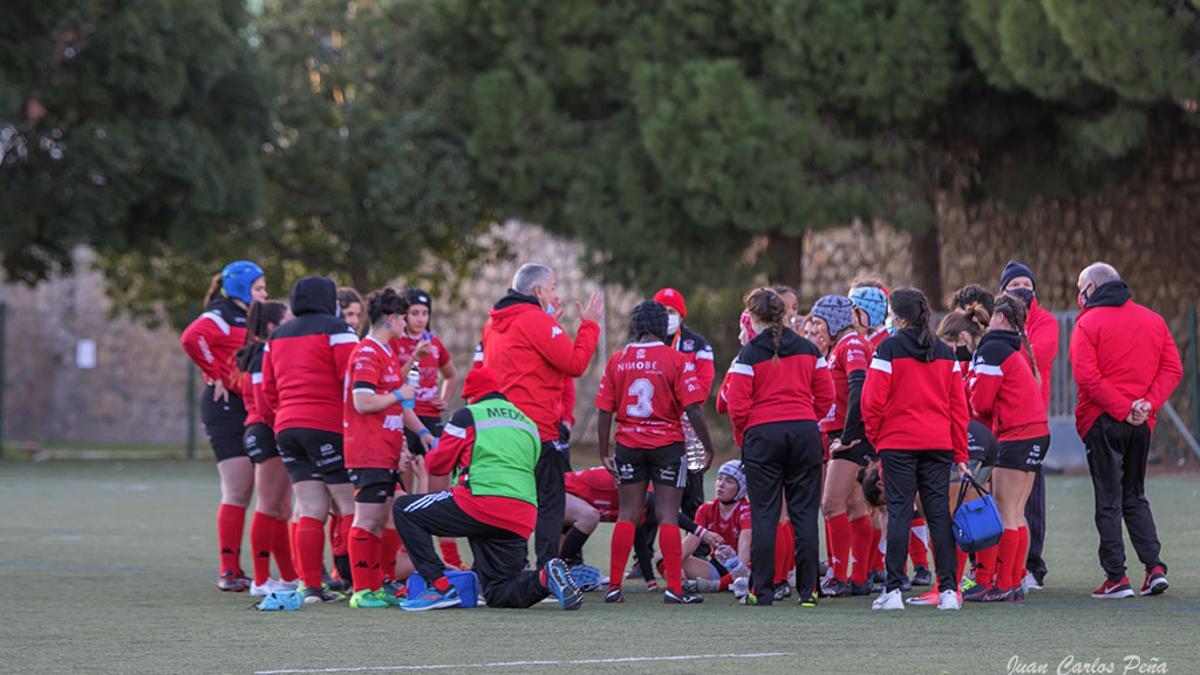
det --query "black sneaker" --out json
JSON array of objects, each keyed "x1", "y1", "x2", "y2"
[
  {"x1": 869, "y1": 569, "x2": 886, "y2": 593},
  {"x1": 217, "y1": 570, "x2": 248, "y2": 592},
  {"x1": 910, "y1": 565, "x2": 932, "y2": 587},
  {"x1": 962, "y1": 582, "x2": 991, "y2": 602},
  {"x1": 302, "y1": 585, "x2": 345, "y2": 605},
  {"x1": 979, "y1": 586, "x2": 1010, "y2": 603},
  {"x1": 1140, "y1": 566, "x2": 1169, "y2": 596},
  {"x1": 820, "y1": 578, "x2": 851, "y2": 598},
  {"x1": 899, "y1": 575, "x2": 913, "y2": 592},
  {"x1": 604, "y1": 586, "x2": 624, "y2": 604},
  {"x1": 797, "y1": 591, "x2": 818, "y2": 607},
  {"x1": 773, "y1": 582, "x2": 792, "y2": 601},
  {"x1": 664, "y1": 588, "x2": 704, "y2": 604},
  {"x1": 850, "y1": 581, "x2": 872, "y2": 596}
]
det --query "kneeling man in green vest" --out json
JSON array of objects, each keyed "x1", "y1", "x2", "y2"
[{"x1": 392, "y1": 367, "x2": 584, "y2": 611}]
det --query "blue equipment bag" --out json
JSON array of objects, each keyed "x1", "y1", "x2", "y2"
[
  {"x1": 952, "y1": 474, "x2": 1004, "y2": 552},
  {"x1": 407, "y1": 569, "x2": 480, "y2": 608}
]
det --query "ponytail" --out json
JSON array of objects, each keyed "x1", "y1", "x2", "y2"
[
  {"x1": 203, "y1": 274, "x2": 223, "y2": 307},
  {"x1": 366, "y1": 287, "x2": 409, "y2": 327},
  {"x1": 890, "y1": 288, "x2": 936, "y2": 362},
  {"x1": 995, "y1": 293, "x2": 1039, "y2": 384},
  {"x1": 236, "y1": 300, "x2": 288, "y2": 372},
  {"x1": 744, "y1": 287, "x2": 787, "y2": 364}
]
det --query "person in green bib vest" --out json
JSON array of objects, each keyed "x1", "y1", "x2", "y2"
[{"x1": 392, "y1": 367, "x2": 584, "y2": 611}]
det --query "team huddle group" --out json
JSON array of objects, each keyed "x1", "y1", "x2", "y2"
[{"x1": 181, "y1": 256, "x2": 1182, "y2": 612}]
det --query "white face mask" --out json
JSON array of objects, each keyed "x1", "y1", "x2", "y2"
[
  {"x1": 667, "y1": 314, "x2": 681, "y2": 335},
  {"x1": 544, "y1": 303, "x2": 555, "y2": 316}
]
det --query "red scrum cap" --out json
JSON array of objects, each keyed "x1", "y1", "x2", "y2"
[{"x1": 652, "y1": 288, "x2": 687, "y2": 318}]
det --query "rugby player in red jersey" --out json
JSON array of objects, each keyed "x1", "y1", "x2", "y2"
[
  {"x1": 597, "y1": 301, "x2": 715, "y2": 605},
  {"x1": 343, "y1": 289, "x2": 434, "y2": 608}
]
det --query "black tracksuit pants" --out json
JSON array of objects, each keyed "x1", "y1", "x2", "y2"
[
  {"x1": 1084, "y1": 415, "x2": 1166, "y2": 581},
  {"x1": 742, "y1": 420, "x2": 823, "y2": 602},
  {"x1": 879, "y1": 449, "x2": 958, "y2": 594},
  {"x1": 534, "y1": 440, "x2": 567, "y2": 569},
  {"x1": 392, "y1": 492, "x2": 548, "y2": 609},
  {"x1": 1024, "y1": 464, "x2": 1048, "y2": 580}
]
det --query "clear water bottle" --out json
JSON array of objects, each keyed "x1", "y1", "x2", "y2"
[
  {"x1": 406, "y1": 365, "x2": 420, "y2": 390},
  {"x1": 682, "y1": 413, "x2": 705, "y2": 471},
  {"x1": 715, "y1": 545, "x2": 748, "y2": 578}
]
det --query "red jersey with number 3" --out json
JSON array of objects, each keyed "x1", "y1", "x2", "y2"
[
  {"x1": 820, "y1": 333, "x2": 872, "y2": 434},
  {"x1": 343, "y1": 336, "x2": 407, "y2": 469},
  {"x1": 595, "y1": 341, "x2": 706, "y2": 448},
  {"x1": 694, "y1": 498, "x2": 752, "y2": 547}
]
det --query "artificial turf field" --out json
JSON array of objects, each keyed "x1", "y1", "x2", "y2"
[{"x1": 1, "y1": 461, "x2": 1197, "y2": 675}]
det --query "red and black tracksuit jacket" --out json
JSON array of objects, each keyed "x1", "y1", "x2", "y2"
[
  {"x1": 968, "y1": 330, "x2": 1049, "y2": 442},
  {"x1": 672, "y1": 325, "x2": 716, "y2": 397},
  {"x1": 476, "y1": 290, "x2": 600, "y2": 442},
  {"x1": 181, "y1": 297, "x2": 248, "y2": 396},
  {"x1": 262, "y1": 277, "x2": 359, "y2": 434},
  {"x1": 1070, "y1": 281, "x2": 1183, "y2": 438},
  {"x1": 862, "y1": 328, "x2": 968, "y2": 463},
  {"x1": 723, "y1": 329, "x2": 834, "y2": 446},
  {"x1": 1025, "y1": 299, "x2": 1058, "y2": 411}
]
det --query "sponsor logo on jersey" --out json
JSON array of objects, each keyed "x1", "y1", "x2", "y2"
[
  {"x1": 360, "y1": 345, "x2": 375, "y2": 353},
  {"x1": 636, "y1": 348, "x2": 646, "y2": 359},
  {"x1": 551, "y1": 326, "x2": 564, "y2": 339},
  {"x1": 683, "y1": 339, "x2": 694, "y2": 351},
  {"x1": 383, "y1": 415, "x2": 405, "y2": 431}
]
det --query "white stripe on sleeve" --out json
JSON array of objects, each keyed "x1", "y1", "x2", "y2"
[
  {"x1": 816, "y1": 357, "x2": 828, "y2": 369},
  {"x1": 869, "y1": 357, "x2": 892, "y2": 374},
  {"x1": 443, "y1": 423, "x2": 468, "y2": 439},
  {"x1": 329, "y1": 332, "x2": 359, "y2": 346},
  {"x1": 972, "y1": 363, "x2": 1003, "y2": 377},
  {"x1": 200, "y1": 311, "x2": 231, "y2": 336},
  {"x1": 729, "y1": 362, "x2": 754, "y2": 377},
  {"x1": 251, "y1": 373, "x2": 263, "y2": 384}
]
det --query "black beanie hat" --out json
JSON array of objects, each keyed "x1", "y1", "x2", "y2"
[{"x1": 1000, "y1": 260, "x2": 1036, "y2": 291}]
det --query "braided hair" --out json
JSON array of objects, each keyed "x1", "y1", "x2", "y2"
[
  {"x1": 993, "y1": 292, "x2": 1040, "y2": 384},
  {"x1": 236, "y1": 300, "x2": 289, "y2": 372},
  {"x1": 889, "y1": 288, "x2": 937, "y2": 362},
  {"x1": 629, "y1": 300, "x2": 670, "y2": 344},
  {"x1": 937, "y1": 302, "x2": 990, "y2": 347},
  {"x1": 366, "y1": 287, "x2": 409, "y2": 328},
  {"x1": 744, "y1": 287, "x2": 787, "y2": 363}
]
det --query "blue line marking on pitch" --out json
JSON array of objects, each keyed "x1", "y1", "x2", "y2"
[{"x1": 0, "y1": 562, "x2": 146, "y2": 574}]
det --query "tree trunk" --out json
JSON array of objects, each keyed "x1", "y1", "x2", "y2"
[
  {"x1": 911, "y1": 225, "x2": 944, "y2": 309},
  {"x1": 768, "y1": 232, "x2": 805, "y2": 292}
]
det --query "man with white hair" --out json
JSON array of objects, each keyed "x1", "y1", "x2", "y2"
[
  {"x1": 477, "y1": 263, "x2": 604, "y2": 568},
  {"x1": 1071, "y1": 262, "x2": 1182, "y2": 599}
]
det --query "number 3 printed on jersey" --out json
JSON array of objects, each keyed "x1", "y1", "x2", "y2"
[{"x1": 626, "y1": 378, "x2": 655, "y2": 418}]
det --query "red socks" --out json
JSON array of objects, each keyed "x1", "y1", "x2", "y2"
[
  {"x1": 609, "y1": 521, "x2": 636, "y2": 590},
  {"x1": 349, "y1": 527, "x2": 381, "y2": 592},
  {"x1": 996, "y1": 529, "x2": 1021, "y2": 591},
  {"x1": 909, "y1": 518, "x2": 929, "y2": 567},
  {"x1": 296, "y1": 517, "x2": 326, "y2": 589},
  {"x1": 272, "y1": 517, "x2": 298, "y2": 581},
  {"x1": 869, "y1": 527, "x2": 884, "y2": 573},
  {"x1": 217, "y1": 504, "x2": 247, "y2": 575},
  {"x1": 658, "y1": 524, "x2": 684, "y2": 595},
  {"x1": 824, "y1": 518, "x2": 834, "y2": 567},
  {"x1": 825, "y1": 514, "x2": 852, "y2": 582},
  {"x1": 975, "y1": 544, "x2": 999, "y2": 587},
  {"x1": 774, "y1": 521, "x2": 794, "y2": 584},
  {"x1": 381, "y1": 528, "x2": 402, "y2": 580},
  {"x1": 719, "y1": 574, "x2": 733, "y2": 591},
  {"x1": 849, "y1": 516, "x2": 873, "y2": 585},
  {"x1": 329, "y1": 515, "x2": 348, "y2": 558},
  {"x1": 249, "y1": 512, "x2": 275, "y2": 586},
  {"x1": 956, "y1": 548, "x2": 969, "y2": 584},
  {"x1": 1016, "y1": 526, "x2": 1030, "y2": 587},
  {"x1": 439, "y1": 538, "x2": 465, "y2": 569}
]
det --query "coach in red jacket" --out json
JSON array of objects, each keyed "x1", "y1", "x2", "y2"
[
  {"x1": 998, "y1": 260, "x2": 1058, "y2": 589},
  {"x1": 478, "y1": 263, "x2": 604, "y2": 568},
  {"x1": 1071, "y1": 263, "x2": 1182, "y2": 599}
]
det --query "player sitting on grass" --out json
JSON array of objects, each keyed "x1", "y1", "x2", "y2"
[
  {"x1": 391, "y1": 367, "x2": 582, "y2": 611},
  {"x1": 680, "y1": 461, "x2": 751, "y2": 595}
]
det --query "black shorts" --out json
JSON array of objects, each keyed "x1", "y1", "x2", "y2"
[
  {"x1": 242, "y1": 423, "x2": 279, "y2": 464},
  {"x1": 994, "y1": 435, "x2": 1049, "y2": 472},
  {"x1": 614, "y1": 443, "x2": 686, "y2": 488},
  {"x1": 967, "y1": 420, "x2": 998, "y2": 467},
  {"x1": 404, "y1": 415, "x2": 444, "y2": 457},
  {"x1": 826, "y1": 432, "x2": 875, "y2": 467},
  {"x1": 201, "y1": 386, "x2": 247, "y2": 462},
  {"x1": 349, "y1": 468, "x2": 399, "y2": 503},
  {"x1": 276, "y1": 428, "x2": 349, "y2": 484}
]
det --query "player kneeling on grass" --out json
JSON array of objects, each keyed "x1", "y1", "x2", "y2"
[
  {"x1": 392, "y1": 368, "x2": 583, "y2": 611},
  {"x1": 343, "y1": 288, "x2": 435, "y2": 609},
  {"x1": 597, "y1": 300, "x2": 715, "y2": 605}
]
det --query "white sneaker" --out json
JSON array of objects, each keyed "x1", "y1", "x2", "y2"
[
  {"x1": 731, "y1": 576, "x2": 750, "y2": 599},
  {"x1": 937, "y1": 590, "x2": 962, "y2": 611},
  {"x1": 250, "y1": 580, "x2": 275, "y2": 597},
  {"x1": 1022, "y1": 572, "x2": 1044, "y2": 592},
  {"x1": 872, "y1": 589, "x2": 904, "y2": 611},
  {"x1": 274, "y1": 578, "x2": 300, "y2": 591}
]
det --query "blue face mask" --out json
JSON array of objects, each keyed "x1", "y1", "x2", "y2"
[
  {"x1": 544, "y1": 303, "x2": 556, "y2": 316},
  {"x1": 885, "y1": 316, "x2": 897, "y2": 336}
]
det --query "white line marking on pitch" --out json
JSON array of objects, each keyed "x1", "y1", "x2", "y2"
[{"x1": 255, "y1": 652, "x2": 794, "y2": 674}]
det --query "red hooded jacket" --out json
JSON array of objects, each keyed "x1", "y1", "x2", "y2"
[
  {"x1": 723, "y1": 329, "x2": 834, "y2": 446},
  {"x1": 1070, "y1": 281, "x2": 1182, "y2": 438},
  {"x1": 262, "y1": 276, "x2": 359, "y2": 434},
  {"x1": 968, "y1": 330, "x2": 1050, "y2": 442},
  {"x1": 862, "y1": 328, "x2": 969, "y2": 462},
  {"x1": 477, "y1": 291, "x2": 600, "y2": 441},
  {"x1": 1025, "y1": 299, "x2": 1058, "y2": 411}
]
